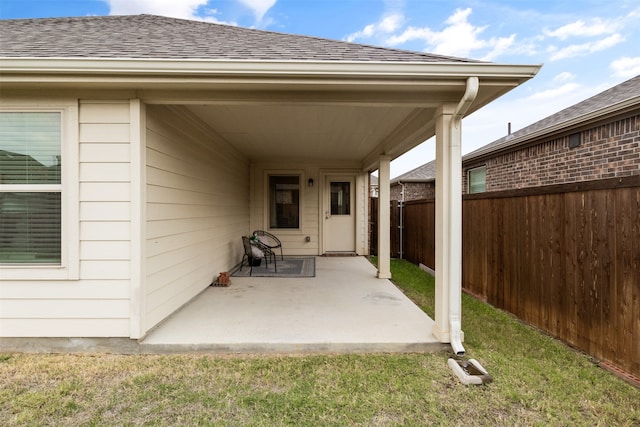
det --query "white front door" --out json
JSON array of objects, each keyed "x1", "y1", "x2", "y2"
[{"x1": 324, "y1": 175, "x2": 356, "y2": 253}]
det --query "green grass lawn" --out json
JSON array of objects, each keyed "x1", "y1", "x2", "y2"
[{"x1": 1, "y1": 258, "x2": 639, "y2": 426}]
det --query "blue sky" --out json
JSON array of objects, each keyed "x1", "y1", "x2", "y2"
[{"x1": 2, "y1": 0, "x2": 639, "y2": 177}]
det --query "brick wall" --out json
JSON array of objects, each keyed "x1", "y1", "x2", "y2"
[
  {"x1": 390, "y1": 181, "x2": 435, "y2": 201},
  {"x1": 463, "y1": 113, "x2": 640, "y2": 193}
]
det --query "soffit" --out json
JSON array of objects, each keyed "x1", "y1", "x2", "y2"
[{"x1": 186, "y1": 103, "x2": 432, "y2": 163}]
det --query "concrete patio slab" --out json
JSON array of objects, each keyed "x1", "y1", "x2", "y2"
[{"x1": 140, "y1": 256, "x2": 446, "y2": 354}]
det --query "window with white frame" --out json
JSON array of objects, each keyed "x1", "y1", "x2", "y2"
[
  {"x1": 0, "y1": 112, "x2": 62, "y2": 264},
  {"x1": 468, "y1": 165, "x2": 487, "y2": 194},
  {"x1": 0, "y1": 103, "x2": 78, "y2": 280}
]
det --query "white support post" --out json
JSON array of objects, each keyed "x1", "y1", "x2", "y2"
[
  {"x1": 447, "y1": 107, "x2": 465, "y2": 355},
  {"x1": 432, "y1": 104, "x2": 460, "y2": 343},
  {"x1": 433, "y1": 78, "x2": 477, "y2": 355},
  {"x1": 377, "y1": 155, "x2": 392, "y2": 279},
  {"x1": 129, "y1": 99, "x2": 146, "y2": 339}
]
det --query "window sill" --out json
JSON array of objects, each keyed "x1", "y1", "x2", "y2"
[{"x1": 0, "y1": 265, "x2": 78, "y2": 281}]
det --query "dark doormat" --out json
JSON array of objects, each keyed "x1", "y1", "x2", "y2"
[{"x1": 232, "y1": 257, "x2": 315, "y2": 278}]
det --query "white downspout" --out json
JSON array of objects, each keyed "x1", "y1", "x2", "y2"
[
  {"x1": 399, "y1": 181, "x2": 405, "y2": 259},
  {"x1": 449, "y1": 76, "x2": 479, "y2": 356}
]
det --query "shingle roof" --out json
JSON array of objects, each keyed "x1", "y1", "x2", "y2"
[
  {"x1": 391, "y1": 160, "x2": 436, "y2": 183},
  {"x1": 464, "y1": 74, "x2": 640, "y2": 160},
  {"x1": 0, "y1": 14, "x2": 479, "y2": 63}
]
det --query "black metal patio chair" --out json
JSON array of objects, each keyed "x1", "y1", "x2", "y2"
[{"x1": 240, "y1": 236, "x2": 277, "y2": 276}]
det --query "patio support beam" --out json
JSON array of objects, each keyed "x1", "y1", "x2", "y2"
[{"x1": 377, "y1": 155, "x2": 392, "y2": 279}]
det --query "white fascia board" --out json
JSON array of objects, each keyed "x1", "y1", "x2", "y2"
[{"x1": 0, "y1": 57, "x2": 541, "y2": 80}]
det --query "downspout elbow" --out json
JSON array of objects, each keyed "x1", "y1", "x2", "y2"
[
  {"x1": 448, "y1": 76, "x2": 479, "y2": 357},
  {"x1": 453, "y1": 76, "x2": 479, "y2": 121},
  {"x1": 450, "y1": 319, "x2": 465, "y2": 356}
]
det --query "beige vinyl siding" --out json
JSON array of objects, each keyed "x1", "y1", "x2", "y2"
[
  {"x1": 77, "y1": 101, "x2": 132, "y2": 333},
  {"x1": 250, "y1": 163, "x2": 368, "y2": 255},
  {"x1": 250, "y1": 164, "x2": 319, "y2": 255},
  {"x1": 145, "y1": 106, "x2": 249, "y2": 332},
  {"x1": 0, "y1": 99, "x2": 133, "y2": 338}
]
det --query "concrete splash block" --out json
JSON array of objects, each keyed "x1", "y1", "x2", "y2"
[{"x1": 448, "y1": 358, "x2": 493, "y2": 385}]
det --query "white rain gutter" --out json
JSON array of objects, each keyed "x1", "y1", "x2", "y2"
[
  {"x1": 449, "y1": 76, "x2": 479, "y2": 356},
  {"x1": 0, "y1": 57, "x2": 541, "y2": 79}
]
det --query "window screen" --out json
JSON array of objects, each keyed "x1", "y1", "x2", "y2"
[{"x1": 0, "y1": 112, "x2": 62, "y2": 264}]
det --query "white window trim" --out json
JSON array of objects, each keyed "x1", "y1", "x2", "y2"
[
  {"x1": 0, "y1": 100, "x2": 79, "y2": 280},
  {"x1": 467, "y1": 165, "x2": 487, "y2": 194}
]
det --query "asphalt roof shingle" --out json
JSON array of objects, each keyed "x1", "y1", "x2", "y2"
[
  {"x1": 391, "y1": 160, "x2": 436, "y2": 183},
  {"x1": 0, "y1": 14, "x2": 480, "y2": 63}
]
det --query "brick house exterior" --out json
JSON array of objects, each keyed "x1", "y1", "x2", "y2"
[
  {"x1": 390, "y1": 160, "x2": 436, "y2": 201},
  {"x1": 462, "y1": 75, "x2": 640, "y2": 193}
]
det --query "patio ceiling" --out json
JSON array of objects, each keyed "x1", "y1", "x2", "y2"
[
  {"x1": 185, "y1": 103, "x2": 427, "y2": 163},
  {"x1": 176, "y1": 77, "x2": 523, "y2": 168},
  {"x1": 138, "y1": 64, "x2": 539, "y2": 169}
]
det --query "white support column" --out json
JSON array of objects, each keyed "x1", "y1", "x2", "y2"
[
  {"x1": 129, "y1": 99, "x2": 146, "y2": 339},
  {"x1": 377, "y1": 155, "x2": 392, "y2": 279},
  {"x1": 432, "y1": 104, "x2": 460, "y2": 343},
  {"x1": 448, "y1": 106, "x2": 465, "y2": 355},
  {"x1": 433, "y1": 78, "x2": 477, "y2": 355}
]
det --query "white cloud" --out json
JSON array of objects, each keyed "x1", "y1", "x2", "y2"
[
  {"x1": 106, "y1": 0, "x2": 209, "y2": 19},
  {"x1": 480, "y1": 34, "x2": 516, "y2": 61},
  {"x1": 553, "y1": 72, "x2": 575, "y2": 83},
  {"x1": 237, "y1": 0, "x2": 276, "y2": 22},
  {"x1": 345, "y1": 13, "x2": 404, "y2": 42},
  {"x1": 540, "y1": 12, "x2": 640, "y2": 62},
  {"x1": 384, "y1": 8, "x2": 516, "y2": 60},
  {"x1": 548, "y1": 33, "x2": 624, "y2": 61},
  {"x1": 526, "y1": 82, "x2": 581, "y2": 101},
  {"x1": 104, "y1": 0, "x2": 259, "y2": 24},
  {"x1": 610, "y1": 56, "x2": 640, "y2": 78},
  {"x1": 386, "y1": 8, "x2": 485, "y2": 56},
  {"x1": 544, "y1": 18, "x2": 618, "y2": 40}
]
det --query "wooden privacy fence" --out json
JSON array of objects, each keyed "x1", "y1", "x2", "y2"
[
  {"x1": 372, "y1": 175, "x2": 640, "y2": 378},
  {"x1": 369, "y1": 198, "x2": 401, "y2": 258}
]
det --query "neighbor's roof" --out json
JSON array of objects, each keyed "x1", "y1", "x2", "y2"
[
  {"x1": 464, "y1": 74, "x2": 640, "y2": 161},
  {"x1": 0, "y1": 14, "x2": 479, "y2": 63},
  {"x1": 391, "y1": 160, "x2": 436, "y2": 183}
]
